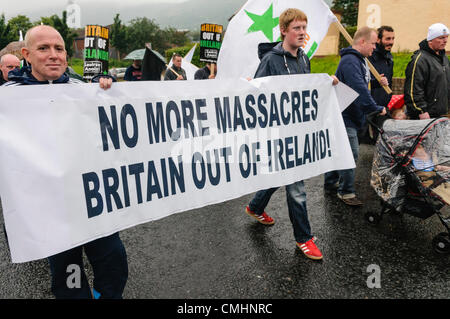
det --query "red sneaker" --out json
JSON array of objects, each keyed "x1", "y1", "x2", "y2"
[
  {"x1": 245, "y1": 206, "x2": 275, "y2": 225},
  {"x1": 296, "y1": 238, "x2": 323, "y2": 260}
]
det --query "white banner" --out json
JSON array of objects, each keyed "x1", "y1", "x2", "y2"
[
  {"x1": 0, "y1": 74, "x2": 356, "y2": 263},
  {"x1": 216, "y1": 0, "x2": 337, "y2": 79}
]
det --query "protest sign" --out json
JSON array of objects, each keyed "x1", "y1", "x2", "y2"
[
  {"x1": 200, "y1": 23, "x2": 223, "y2": 63},
  {"x1": 0, "y1": 74, "x2": 357, "y2": 263},
  {"x1": 83, "y1": 25, "x2": 109, "y2": 81},
  {"x1": 216, "y1": 0, "x2": 337, "y2": 79}
]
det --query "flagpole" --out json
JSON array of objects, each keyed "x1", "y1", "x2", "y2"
[{"x1": 334, "y1": 20, "x2": 392, "y2": 95}]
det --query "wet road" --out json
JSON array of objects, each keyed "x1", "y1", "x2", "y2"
[{"x1": 0, "y1": 144, "x2": 448, "y2": 299}]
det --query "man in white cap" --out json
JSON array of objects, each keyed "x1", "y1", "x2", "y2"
[{"x1": 404, "y1": 23, "x2": 450, "y2": 119}]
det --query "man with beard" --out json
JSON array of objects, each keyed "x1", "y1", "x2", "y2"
[
  {"x1": 359, "y1": 26, "x2": 394, "y2": 143},
  {"x1": 369, "y1": 26, "x2": 395, "y2": 108}
]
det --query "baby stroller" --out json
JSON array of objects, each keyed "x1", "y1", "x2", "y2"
[{"x1": 367, "y1": 115, "x2": 450, "y2": 254}]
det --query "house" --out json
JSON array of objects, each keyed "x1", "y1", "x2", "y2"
[{"x1": 357, "y1": 0, "x2": 450, "y2": 53}]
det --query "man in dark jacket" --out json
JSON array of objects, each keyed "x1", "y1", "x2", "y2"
[
  {"x1": 369, "y1": 26, "x2": 394, "y2": 108},
  {"x1": 3, "y1": 25, "x2": 128, "y2": 299},
  {"x1": 124, "y1": 59, "x2": 142, "y2": 81},
  {"x1": 0, "y1": 54, "x2": 21, "y2": 84},
  {"x1": 358, "y1": 26, "x2": 394, "y2": 144},
  {"x1": 324, "y1": 27, "x2": 386, "y2": 206},
  {"x1": 164, "y1": 53, "x2": 187, "y2": 80},
  {"x1": 245, "y1": 8, "x2": 338, "y2": 261},
  {"x1": 404, "y1": 23, "x2": 450, "y2": 119},
  {"x1": 194, "y1": 62, "x2": 216, "y2": 80}
]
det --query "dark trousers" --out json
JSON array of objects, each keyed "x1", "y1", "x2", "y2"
[
  {"x1": 324, "y1": 127, "x2": 359, "y2": 196},
  {"x1": 48, "y1": 232, "x2": 128, "y2": 299}
]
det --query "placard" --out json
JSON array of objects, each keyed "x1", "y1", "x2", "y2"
[
  {"x1": 200, "y1": 23, "x2": 223, "y2": 63},
  {"x1": 83, "y1": 25, "x2": 109, "y2": 81}
]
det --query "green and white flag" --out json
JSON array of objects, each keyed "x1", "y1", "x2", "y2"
[{"x1": 216, "y1": 0, "x2": 337, "y2": 79}]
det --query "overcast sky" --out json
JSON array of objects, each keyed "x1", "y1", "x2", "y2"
[
  {"x1": 1, "y1": 0, "x2": 187, "y2": 21},
  {"x1": 1, "y1": 0, "x2": 334, "y2": 29}
]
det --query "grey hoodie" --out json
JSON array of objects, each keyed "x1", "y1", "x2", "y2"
[{"x1": 254, "y1": 42, "x2": 310, "y2": 78}]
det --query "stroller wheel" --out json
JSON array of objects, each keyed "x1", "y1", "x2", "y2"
[
  {"x1": 432, "y1": 233, "x2": 450, "y2": 254},
  {"x1": 365, "y1": 211, "x2": 381, "y2": 225}
]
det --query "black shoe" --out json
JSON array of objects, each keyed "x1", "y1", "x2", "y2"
[{"x1": 324, "y1": 183, "x2": 338, "y2": 195}]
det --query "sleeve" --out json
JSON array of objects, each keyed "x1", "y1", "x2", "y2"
[
  {"x1": 254, "y1": 56, "x2": 275, "y2": 78},
  {"x1": 194, "y1": 68, "x2": 206, "y2": 80},
  {"x1": 404, "y1": 53, "x2": 427, "y2": 118},
  {"x1": 343, "y1": 60, "x2": 384, "y2": 114},
  {"x1": 123, "y1": 67, "x2": 131, "y2": 81},
  {"x1": 164, "y1": 69, "x2": 174, "y2": 81}
]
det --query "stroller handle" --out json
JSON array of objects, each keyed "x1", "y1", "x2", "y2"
[{"x1": 366, "y1": 110, "x2": 385, "y2": 134}]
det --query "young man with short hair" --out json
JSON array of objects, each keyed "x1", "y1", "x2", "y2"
[{"x1": 245, "y1": 8, "x2": 337, "y2": 260}]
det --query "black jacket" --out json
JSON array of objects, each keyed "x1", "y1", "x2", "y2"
[
  {"x1": 368, "y1": 43, "x2": 393, "y2": 107},
  {"x1": 254, "y1": 42, "x2": 310, "y2": 78},
  {"x1": 4, "y1": 65, "x2": 82, "y2": 86},
  {"x1": 194, "y1": 66, "x2": 211, "y2": 80},
  {"x1": 4, "y1": 66, "x2": 111, "y2": 86},
  {"x1": 336, "y1": 47, "x2": 384, "y2": 129},
  {"x1": 404, "y1": 39, "x2": 450, "y2": 119},
  {"x1": 164, "y1": 65, "x2": 187, "y2": 81}
]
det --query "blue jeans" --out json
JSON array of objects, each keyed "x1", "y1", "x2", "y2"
[
  {"x1": 48, "y1": 232, "x2": 128, "y2": 299},
  {"x1": 248, "y1": 181, "x2": 312, "y2": 243},
  {"x1": 324, "y1": 126, "x2": 359, "y2": 195}
]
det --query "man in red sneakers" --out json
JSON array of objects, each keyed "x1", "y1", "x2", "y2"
[{"x1": 245, "y1": 8, "x2": 336, "y2": 261}]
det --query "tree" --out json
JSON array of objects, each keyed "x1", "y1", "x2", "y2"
[
  {"x1": 162, "y1": 27, "x2": 190, "y2": 48},
  {"x1": 7, "y1": 15, "x2": 33, "y2": 41},
  {"x1": 37, "y1": 11, "x2": 77, "y2": 57},
  {"x1": 126, "y1": 17, "x2": 166, "y2": 54},
  {"x1": 0, "y1": 14, "x2": 14, "y2": 49},
  {"x1": 110, "y1": 14, "x2": 128, "y2": 60},
  {"x1": 332, "y1": 0, "x2": 359, "y2": 26}
]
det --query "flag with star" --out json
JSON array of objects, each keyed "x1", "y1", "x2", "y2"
[{"x1": 216, "y1": 0, "x2": 337, "y2": 79}]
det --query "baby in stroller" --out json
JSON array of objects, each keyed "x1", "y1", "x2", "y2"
[
  {"x1": 411, "y1": 144, "x2": 450, "y2": 203},
  {"x1": 368, "y1": 100, "x2": 450, "y2": 254},
  {"x1": 387, "y1": 94, "x2": 407, "y2": 120}
]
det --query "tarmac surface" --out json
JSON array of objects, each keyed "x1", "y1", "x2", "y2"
[{"x1": 0, "y1": 144, "x2": 449, "y2": 299}]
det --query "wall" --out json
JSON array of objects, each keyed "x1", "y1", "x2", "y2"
[
  {"x1": 315, "y1": 12, "x2": 341, "y2": 56},
  {"x1": 358, "y1": 0, "x2": 450, "y2": 53}
]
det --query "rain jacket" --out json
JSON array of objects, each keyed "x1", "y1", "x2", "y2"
[
  {"x1": 336, "y1": 46, "x2": 384, "y2": 129},
  {"x1": 404, "y1": 39, "x2": 450, "y2": 119},
  {"x1": 254, "y1": 42, "x2": 310, "y2": 78}
]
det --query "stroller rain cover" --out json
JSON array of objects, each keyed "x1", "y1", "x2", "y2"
[{"x1": 370, "y1": 118, "x2": 450, "y2": 211}]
